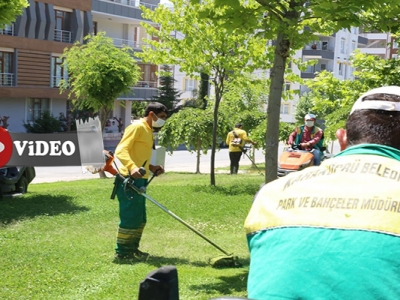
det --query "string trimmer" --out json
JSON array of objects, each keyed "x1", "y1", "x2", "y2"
[
  {"x1": 241, "y1": 145, "x2": 264, "y2": 175},
  {"x1": 111, "y1": 169, "x2": 242, "y2": 268}
]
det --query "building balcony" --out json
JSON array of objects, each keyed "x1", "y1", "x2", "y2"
[
  {"x1": 359, "y1": 32, "x2": 388, "y2": 41},
  {"x1": 302, "y1": 48, "x2": 334, "y2": 60},
  {"x1": 92, "y1": 0, "x2": 161, "y2": 20},
  {"x1": 134, "y1": 80, "x2": 157, "y2": 88},
  {"x1": 54, "y1": 29, "x2": 72, "y2": 43},
  {"x1": 358, "y1": 35, "x2": 368, "y2": 45},
  {"x1": 358, "y1": 48, "x2": 387, "y2": 55},
  {"x1": 117, "y1": 81, "x2": 158, "y2": 100},
  {"x1": 0, "y1": 73, "x2": 14, "y2": 86},
  {"x1": 301, "y1": 67, "x2": 333, "y2": 79},
  {"x1": 102, "y1": 0, "x2": 159, "y2": 10},
  {"x1": 112, "y1": 38, "x2": 153, "y2": 50}
]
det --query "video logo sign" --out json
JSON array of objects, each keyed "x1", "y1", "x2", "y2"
[
  {"x1": 1, "y1": 117, "x2": 105, "y2": 169},
  {"x1": 0, "y1": 127, "x2": 13, "y2": 168},
  {"x1": 4, "y1": 132, "x2": 82, "y2": 167}
]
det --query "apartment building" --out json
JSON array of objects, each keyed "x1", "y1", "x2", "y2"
[
  {"x1": 278, "y1": 27, "x2": 369, "y2": 123},
  {"x1": 0, "y1": 0, "x2": 92, "y2": 132},
  {"x1": 91, "y1": 0, "x2": 161, "y2": 129},
  {"x1": 0, "y1": 0, "x2": 162, "y2": 133}
]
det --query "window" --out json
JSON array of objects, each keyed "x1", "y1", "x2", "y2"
[
  {"x1": 27, "y1": 98, "x2": 50, "y2": 122},
  {"x1": 51, "y1": 56, "x2": 68, "y2": 87},
  {"x1": 340, "y1": 39, "x2": 346, "y2": 54},
  {"x1": 184, "y1": 79, "x2": 197, "y2": 91},
  {"x1": 283, "y1": 82, "x2": 291, "y2": 91},
  {"x1": 93, "y1": 21, "x2": 98, "y2": 35},
  {"x1": 0, "y1": 23, "x2": 14, "y2": 36},
  {"x1": 321, "y1": 64, "x2": 326, "y2": 71},
  {"x1": 352, "y1": 40, "x2": 356, "y2": 51},
  {"x1": 54, "y1": 10, "x2": 72, "y2": 42},
  {"x1": 280, "y1": 103, "x2": 290, "y2": 114},
  {"x1": 393, "y1": 40, "x2": 398, "y2": 49},
  {"x1": 338, "y1": 63, "x2": 343, "y2": 76},
  {"x1": 0, "y1": 51, "x2": 13, "y2": 86}
]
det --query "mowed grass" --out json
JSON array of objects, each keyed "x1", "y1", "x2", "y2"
[{"x1": 0, "y1": 172, "x2": 264, "y2": 300}]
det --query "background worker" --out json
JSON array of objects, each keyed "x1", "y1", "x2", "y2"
[
  {"x1": 113, "y1": 102, "x2": 168, "y2": 260},
  {"x1": 245, "y1": 86, "x2": 400, "y2": 299},
  {"x1": 225, "y1": 123, "x2": 257, "y2": 175},
  {"x1": 288, "y1": 113, "x2": 323, "y2": 165}
]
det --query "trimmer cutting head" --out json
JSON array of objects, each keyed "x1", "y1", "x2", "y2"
[{"x1": 210, "y1": 255, "x2": 242, "y2": 268}]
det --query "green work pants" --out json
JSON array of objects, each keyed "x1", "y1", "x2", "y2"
[{"x1": 115, "y1": 176, "x2": 147, "y2": 256}]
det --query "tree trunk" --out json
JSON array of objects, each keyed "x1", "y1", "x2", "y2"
[
  {"x1": 264, "y1": 0, "x2": 300, "y2": 183},
  {"x1": 196, "y1": 139, "x2": 201, "y2": 174},
  {"x1": 265, "y1": 31, "x2": 290, "y2": 184},
  {"x1": 99, "y1": 106, "x2": 112, "y2": 179},
  {"x1": 210, "y1": 77, "x2": 223, "y2": 186}
]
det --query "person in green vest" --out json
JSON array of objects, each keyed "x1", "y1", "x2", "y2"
[
  {"x1": 288, "y1": 113, "x2": 324, "y2": 165},
  {"x1": 245, "y1": 86, "x2": 400, "y2": 299}
]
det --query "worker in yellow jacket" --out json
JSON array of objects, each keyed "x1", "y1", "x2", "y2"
[
  {"x1": 113, "y1": 102, "x2": 168, "y2": 261},
  {"x1": 225, "y1": 123, "x2": 256, "y2": 174}
]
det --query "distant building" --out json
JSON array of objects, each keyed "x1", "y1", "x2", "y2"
[
  {"x1": 0, "y1": 0, "x2": 92, "y2": 132},
  {"x1": 0, "y1": 0, "x2": 163, "y2": 133}
]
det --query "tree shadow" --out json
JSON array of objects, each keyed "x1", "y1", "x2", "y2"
[
  {"x1": 112, "y1": 255, "x2": 206, "y2": 266},
  {"x1": 0, "y1": 193, "x2": 89, "y2": 226},
  {"x1": 189, "y1": 270, "x2": 250, "y2": 298},
  {"x1": 192, "y1": 184, "x2": 260, "y2": 196}
]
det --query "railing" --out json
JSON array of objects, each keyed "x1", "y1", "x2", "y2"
[
  {"x1": 0, "y1": 73, "x2": 14, "y2": 86},
  {"x1": 0, "y1": 24, "x2": 14, "y2": 36},
  {"x1": 304, "y1": 43, "x2": 334, "y2": 51},
  {"x1": 135, "y1": 81, "x2": 157, "y2": 88},
  {"x1": 303, "y1": 66, "x2": 333, "y2": 73},
  {"x1": 112, "y1": 38, "x2": 154, "y2": 50},
  {"x1": 54, "y1": 29, "x2": 72, "y2": 43},
  {"x1": 102, "y1": 0, "x2": 158, "y2": 10},
  {"x1": 113, "y1": 38, "x2": 136, "y2": 48}
]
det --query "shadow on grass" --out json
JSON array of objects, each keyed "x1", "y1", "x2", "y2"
[
  {"x1": 192, "y1": 184, "x2": 261, "y2": 196},
  {"x1": 190, "y1": 270, "x2": 250, "y2": 297},
  {"x1": 112, "y1": 255, "x2": 250, "y2": 269},
  {"x1": 113, "y1": 255, "x2": 209, "y2": 267},
  {"x1": 0, "y1": 193, "x2": 89, "y2": 226}
]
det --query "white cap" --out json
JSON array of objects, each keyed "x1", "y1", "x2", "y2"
[
  {"x1": 304, "y1": 113, "x2": 316, "y2": 120},
  {"x1": 350, "y1": 86, "x2": 400, "y2": 115}
]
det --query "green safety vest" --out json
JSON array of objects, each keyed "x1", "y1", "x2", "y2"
[{"x1": 295, "y1": 125, "x2": 325, "y2": 151}]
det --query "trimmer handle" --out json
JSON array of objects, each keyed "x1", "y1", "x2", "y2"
[{"x1": 139, "y1": 167, "x2": 146, "y2": 176}]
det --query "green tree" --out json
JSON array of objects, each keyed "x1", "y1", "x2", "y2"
[
  {"x1": 59, "y1": 32, "x2": 142, "y2": 131},
  {"x1": 0, "y1": 0, "x2": 28, "y2": 28},
  {"x1": 305, "y1": 52, "x2": 400, "y2": 141},
  {"x1": 152, "y1": 64, "x2": 181, "y2": 111},
  {"x1": 295, "y1": 92, "x2": 316, "y2": 125},
  {"x1": 23, "y1": 111, "x2": 62, "y2": 133},
  {"x1": 197, "y1": 72, "x2": 210, "y2": 109},
  {"x1": 131, "y1": 101, "x2": 149, "y2": 119},
  {"x1": 139, "y1": 0, "x2": 270, "y2": 185},
  {"x1": 211, "y1": 0, "x2": 400, "y2": 183},
  {"x1": 157, "y1": 107, "x2": 231, "y2": 173}
]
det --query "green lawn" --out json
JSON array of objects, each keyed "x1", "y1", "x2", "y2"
[{"x1": 0, "y1": 173, "x2": 264, "y2": 300}]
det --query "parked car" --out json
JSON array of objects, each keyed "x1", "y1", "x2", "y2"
[{"x1": 0, "y1": 166, "x2": 36, "y2": 200}]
